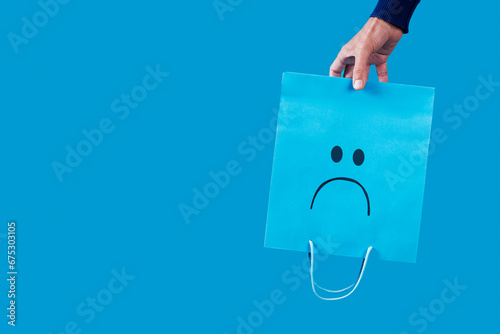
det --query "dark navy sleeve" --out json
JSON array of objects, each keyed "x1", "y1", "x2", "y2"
[{"x1": 370, "y1": 0, "x2": 421, "y2": 33}]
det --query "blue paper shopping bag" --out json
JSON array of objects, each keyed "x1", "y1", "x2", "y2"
[{"x1": 265, "y1": 72, "x2": 434, "y2": 299}]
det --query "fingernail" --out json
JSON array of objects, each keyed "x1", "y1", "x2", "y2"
[{"x1": 354, "y1": 80, "x2": 363, "y2": 90}]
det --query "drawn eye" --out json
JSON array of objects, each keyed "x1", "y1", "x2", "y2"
[
  {"x1": 353, "y1": 149, "x2": 364, "y2": 166},
  {"x1": 331, "y1": 146, "x2": 342, "y2": 163}
]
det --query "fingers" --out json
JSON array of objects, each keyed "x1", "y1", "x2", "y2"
[
  {"x1": 343, "y1": 65, "x2": 354, "y2": 78},
  {"x1": 330, "y1": 54, "x2": 345, "y2": 77},
  {"x1": 376, "y1": 62, "x2": 389, "y2": 82},
  {"x1": 352, "y1": 50, "x2": 370, "y2": 90},
  {"x1": 330, "y1": 45, "x2": 357, "y2": 77},
  {"x1": 330, "y1": 45, "x2": 373, "y2": 90}
]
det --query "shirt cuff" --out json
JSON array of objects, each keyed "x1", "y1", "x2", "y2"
[{"x1": 370, "y1": 0, "x2": 421, "y2": 33}]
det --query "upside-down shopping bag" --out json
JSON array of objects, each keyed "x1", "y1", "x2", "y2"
[{"x1": 264, "y1": 72, "x2": 434, "y2": 300}]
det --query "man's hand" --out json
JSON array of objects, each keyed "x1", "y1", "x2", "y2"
[{"x1": 330, "y1": 17, "x2": 403, "y2": 90}]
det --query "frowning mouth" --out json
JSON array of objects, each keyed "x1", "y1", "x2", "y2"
[{"x1": 310, "y1": 177, "x2": 370, "y2": 216}]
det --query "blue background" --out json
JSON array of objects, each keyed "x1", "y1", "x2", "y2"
[{"x1": 0, "y1": 0, "x2": 498, "y2": 333}]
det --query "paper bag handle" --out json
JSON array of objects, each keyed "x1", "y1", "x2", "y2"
[{"x1": 308, "y1": 240, "x2": 373, "y2": 300}]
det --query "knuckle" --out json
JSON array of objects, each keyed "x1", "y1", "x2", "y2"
[
  {"x1": 354, "y1": 46, "x2": 368, "y2": 56},
  {"x1": 340, "y1": 44, "x2": 351, "y2": 54}
]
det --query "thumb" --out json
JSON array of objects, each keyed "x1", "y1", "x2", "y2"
[{"x1": 353, "y1": 51, "x2": 370, "y2": 90}]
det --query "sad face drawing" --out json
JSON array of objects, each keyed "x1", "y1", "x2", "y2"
[{"x1": 310, "y1": 146, "x2": 370, "y2": 216}]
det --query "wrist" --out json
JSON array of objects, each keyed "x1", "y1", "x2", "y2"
[
  {"x1": 370, "y1": 17, "x2": 404, "y2": 34},
  {"x1": 368, "y1": 17, "x2": 404, "y2": 39}
]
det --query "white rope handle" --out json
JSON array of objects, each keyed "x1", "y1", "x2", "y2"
[
  {"x1": 308, "y1": 239, "x2": 373, "y2": 300},
  {"x1": 314, "y1": 281, "x2": 354, "y2": 294}
]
